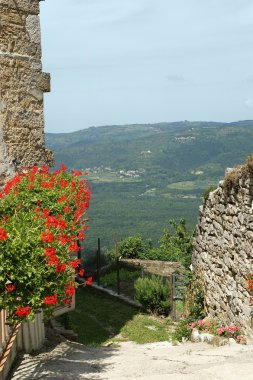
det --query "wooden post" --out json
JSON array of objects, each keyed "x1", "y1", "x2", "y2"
[
  {"x1": 77, "y1": 239, "x2": 81, "y2": 261},
  {"x1": 114, "y1": 233, "x2": 120, "y2": 295},
  {"x1": 97, "y1": 238, "x2": 101, "y2": 286},
  {"x1": 170, "y1": 273, "x2": 174, "y2": 320}
]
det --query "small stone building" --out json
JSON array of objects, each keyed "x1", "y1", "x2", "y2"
[
  {"x1": 0, "y1": 0, "x2": 53, "y2": 186},
  {"x1": 192, "y1": 159, "x2": 253, "y2": 340}
]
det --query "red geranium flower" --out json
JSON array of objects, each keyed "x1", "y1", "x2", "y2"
[
  {"x1": 0, "y1": 228, "x2": 7, "y2": 240},
  {"x1": 58, "y1": 234, "x2": 69, "y2": 245},
  {"x1": 78, "y1": 268, "x2": 85, "y2": 277},
  {"x1": 58, "y1": 219, "x2": 67, "y2": 230},
  {"x1": 42, "y1": 208, "x2": 50, "y2": 217},
  {"x1": 56, "y1": 263, "x2": 66, "y2": 273},
  {"x1": 58, "y1": 195, "x2": 69, "y2": 203},
  {"x1": 47, "y1": 256, "x2": 59, "y2": 265},
  {"x1": 41, "y1": 165, "x2": 49, "y2": 174},
  {"x1": 44, "y1": 247, "x2": 57, "y2": 257},
  {"x1": 69, "y1": 259, "x2": 81, "y2": 269},
  {"x1": 6, "y1": 284, "x2": 16, "y2": 291},
  {"x1": 29, "y1": 166, "x2": 39, "y2": 175},
  {"x1": 78, "y1": 231, "x2": 85, "y2": 241},
  {"x1": 41, "y1": 232, "x2": 54, "y2": 243},
  {"x1": 68, "y1": 243, "x2": 80, "y2": 253},
  {"x1": 65, "y1": 285, "x2": 75, "y2": 297},
  {"x1": 60, "y1": 163, "x2": 67, "y2": 171},
  {"x1": 44, "y1": 294, "x2": 58, "y2": 305},
  {"x1": 58, "y1": 179, "x2": 68, "y2": 188},
  {"x1": 86, "y1": 277, "x2": 93, "y2": 285},
  {"x1": 15, "y1": 306, "x2": 31, "y2": 318},
  {"x1": 41, "y1": 181, "x2": 54, "y2": 189},
  {"x1": 73, "y1": 170, "x2": 82, "y2": 177}
]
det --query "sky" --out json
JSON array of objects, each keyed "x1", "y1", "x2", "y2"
[{"x1": 40, "y1": 0, "x2": 253, "y2": 133}]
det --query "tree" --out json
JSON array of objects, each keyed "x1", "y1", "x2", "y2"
[{"x1": 160, "y1": 219, "x2": 192, "y2": 268}]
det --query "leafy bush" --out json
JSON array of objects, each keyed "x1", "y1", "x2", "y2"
[
  {"x1": 138, "y1": 247, "x2": 173, "y2": 261},
  {"x1": 0, "y1": 165, "x2": 90, "y2": 324},
  {"x1": 107, "y1": 234, "x2": 149, "y2": 261},
  {"x1": 134, "y1": 276, "x2": 171, "y2": 315}
]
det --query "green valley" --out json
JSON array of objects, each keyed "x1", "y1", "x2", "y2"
[{"x1": 46, "y1": 120, "x2": 253, "y2": 253}]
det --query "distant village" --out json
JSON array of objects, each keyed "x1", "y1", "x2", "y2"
[{"x1": 83, "y1": 166, "x2": 145, "y2": 179}]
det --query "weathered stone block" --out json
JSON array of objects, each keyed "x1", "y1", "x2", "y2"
[{"x1": 0, "y1": 0, "x2": 54, "y2": 186}]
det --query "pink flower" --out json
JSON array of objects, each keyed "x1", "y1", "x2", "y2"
[
  {"x1": 217, "y1": 327, "x2": 225, "y2": 335},
  {"x1": 197, "y1": 320, "x2": 204, "y2": 327}
]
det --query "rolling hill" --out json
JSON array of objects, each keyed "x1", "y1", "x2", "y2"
[{"x1": 46, "y1": 120, "x2": 253, "y2": 253}]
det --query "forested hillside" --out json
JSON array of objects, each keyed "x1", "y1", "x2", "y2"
[{"x1": 46, "y1": 120, "x2": 253, "y2": 252}]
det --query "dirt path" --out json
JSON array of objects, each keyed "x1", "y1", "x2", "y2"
[{"x1": 10, "y1": 340, "x2": 253, "y2": 380}]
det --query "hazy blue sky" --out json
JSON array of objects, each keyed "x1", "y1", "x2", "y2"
[{"x1": 40, "y1": 0, "x2": 253, "y2": 133}]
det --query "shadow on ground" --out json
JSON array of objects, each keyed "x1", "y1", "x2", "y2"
[{"x1": 9, "y1": 339, "x2": 116, "y2": 380}]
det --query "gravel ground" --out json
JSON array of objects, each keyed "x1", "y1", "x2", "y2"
[{"x1": 10, "y1": 340, "x2": 253, "y2": 380}]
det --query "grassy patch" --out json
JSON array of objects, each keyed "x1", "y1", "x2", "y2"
[
  {"x1": 60, "y1": 286, "x2": 174, "y2": 346},
  {"x1": 120, "y1": 314, "x2": 173, "y2": 344}
]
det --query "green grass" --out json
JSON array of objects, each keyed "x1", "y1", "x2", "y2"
[
  {"x1": 60, "y1": 286, "x2": 174, "y2": 346},
  {"x1": 120, "y1": 314, "x2": 172, "y2": 344}
]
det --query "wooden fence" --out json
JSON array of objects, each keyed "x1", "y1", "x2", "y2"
[{"x1": 0, "y1": 310, "x2": 45, "y2": 380}]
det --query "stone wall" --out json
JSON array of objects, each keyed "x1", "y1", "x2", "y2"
[
  {"x1": 121, "y1": 259, "x2": 184, "y2": 277},
  {"x1": 192, "y1": 163, "x2": 253, "y2": 340},
  {"x1": 0, "y1": 0, "x2": 53, "y2": 186}
]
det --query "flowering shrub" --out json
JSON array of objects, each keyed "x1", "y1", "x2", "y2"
[
  {"x1": 216, "y1": 325, "x2": 241, "y2": 341},
  {"x1": 189, "y1": 319, "x2": 241, "y2": 342},
  {"x1": 189, "y1": 319, "x2": 218, "y2": 334},
  {"x1": 0, "y1": 165, "x2": 91, "y2": 324}
]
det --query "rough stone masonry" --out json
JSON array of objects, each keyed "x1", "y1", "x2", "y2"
[
  {"x1": 0, "y1": 0, "x2": 53, "y2": 186},
  {"x1": 192, "y1": 161, "x2": 253, "y2": 341}
]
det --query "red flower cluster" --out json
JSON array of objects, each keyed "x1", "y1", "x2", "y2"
[
  {"x1": 41, "y1": 231, "x2": 55, "y2": 243},
  {"x1": 44, "y1": 247, "x2": 59, "y2": 265},
  {"x1": 40, "y1": 181, "x2": 54, "y2": 189},
  {"x1": 86, "y1": 276, "x2": 93, "y2": 285},
  {"x1": 69, "y1": 259, "x2": 81, "y2": 269},
  {"x1": 2, "y1": 173, "x2": 22, "y2": 195},
  {"x1": 78, "y1": 231, "x2": 85, "y2": 241},
  {"x1": 6, "y1": 284, "x2": 16, "y2": 291},
  {"x1": 58, "y1": 195, "x2": 69, "y2": 203},
  {"x1": 15, "y1": 306, "x2": 31, "y2": 318},
  {"x1": 78, "y1": 268, "x2": 85, "y2": 277},
  {"x1": 65, "y1": 285, "x2": 75, "y2": 297},
  {"x1": 58, "y1": 234, "x2": 69, "y2": 245},
  {"x1": 56, "y1": 263, "x2": 66, "y2": 273},
  {"x1": 44, "y1": 294, "x2": 58, "y2": 305},
  {"x1": 0, "y1": 228, "x2": 7, "y2": 241},
  {"x1": 46, "y1": 215, "x2": 67, "y2": 230},
  {"x1": 68, "y1": 242, "x2": 80, "y2": 253}
]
